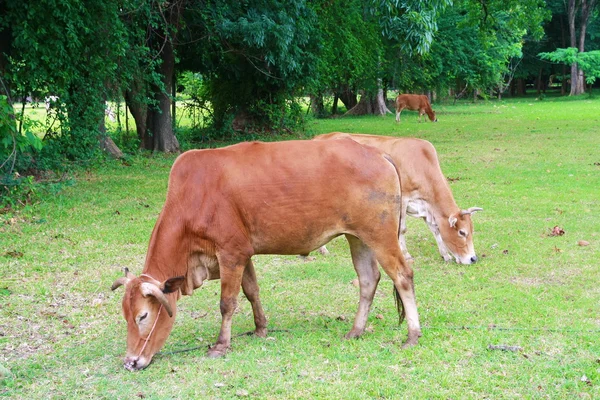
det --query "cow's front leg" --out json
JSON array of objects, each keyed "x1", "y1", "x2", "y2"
[
  {"x1": 399, "y1": 201, "x2": 413, "y2": 261},
  {"x1": 426, "y1": 220, "x2": 452, "y2": 262},
  {"x1": 207, "y1": 259, "x2": 246, "y2": 358},
  {"x1": 241, "y1": 259, "x2": 267, "y2": 337}
]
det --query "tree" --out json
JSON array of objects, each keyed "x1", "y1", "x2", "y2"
[
  {"x1": 140, "y1": 1, "x2": 181, "y2": 153},
  {"x1": 567, "y1": 0, "x2": 598, "y2": 94},
  {"x1": 345, "y1": 0, "x2": 452, "y2": 115},
  {"x1": 418, "y1": 0, "x2": 548, "y2": 100},
  {"x1": 0, "y1": 0, "x2": 149, "y2": 164},
  {"x1": 177, "y1": 0, "x2": 319, "y2": 133},
  {"x1": 539, "y1": 47, "x2": 600, "y2": 88}
]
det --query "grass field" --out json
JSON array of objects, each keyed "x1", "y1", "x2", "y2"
[{"x1": 1, "y1": 95, "x2": 599, "y2": 398}]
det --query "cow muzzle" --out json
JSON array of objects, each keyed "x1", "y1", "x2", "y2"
[
  {"x1": 455, "y1": 254, "x2": 478, "y2": 265},
  {"x1": 124, "y1": 355, "x2": 150, "y2": 371}
]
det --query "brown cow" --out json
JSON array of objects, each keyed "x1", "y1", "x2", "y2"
[
  {"x1": 314, "y1": 132, "x2": 482, "y2": 264},
  {"x1": 111, "y1": 139, "x2": 421, "y2": 370},
  {"x1": 395, "y1": 94, "x2": 437, "y2": 122}
]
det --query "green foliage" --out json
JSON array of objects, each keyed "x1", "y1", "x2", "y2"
[
  {"x1": 400, "y1": 0, "x2": 550, "y2": 95},
  {"x1": 1, "y1": 0, "x2": 156, "y2": 169},
  {"x1": 539, "y1": 47, "x2": 600, "y2": 84},
  {"x1": 311, "y1": 0, "x2": 383, "y2": 96},
  {"x1": 178, "y1": 0, "x2": 318, "y2": 133},
  {"x1": 0, "y1": 96, "x2": 42, "y2": 167}
]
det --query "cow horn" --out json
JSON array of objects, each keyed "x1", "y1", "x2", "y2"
[
  {"x1": 140, "y1": 282, "x2": 174, "y2": 317},
  {"x1": 124, "y1": 267, "x2": 136, "y2": 280},
  {"x1": 111, "y1": 267, "x2": 135, "y2": 291},
  {"x1": 460, "y1": 207, "x2": 483, "y2": 216}
]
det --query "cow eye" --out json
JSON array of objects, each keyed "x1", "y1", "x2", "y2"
[
  {"x1": 137, "y1": 312, "x2": 148, "y2": 323},
  {"x1": 458, "y1": 229, "x2": 468, "y2": 238}
]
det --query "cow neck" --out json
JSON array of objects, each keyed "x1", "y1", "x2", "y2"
[{"x1": 427, "y1": 177, "x2": 459, "y2": 218}]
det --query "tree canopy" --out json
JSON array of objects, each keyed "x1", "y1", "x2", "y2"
[{"x1": 0, "y1": 0, "x2": 598, "y2": 185}]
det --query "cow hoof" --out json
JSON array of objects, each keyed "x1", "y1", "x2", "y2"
[
  {"x1": 255, "y1": 327, "x2": 268, "y2": 338},
  {"x1": 207, "y1": 345, "x2": 228, "y2": 358},
  {"x1": 344, "y1": 329, "x2": 363, "y2": 340},
  {"x1": 401, "y1": 330, "x2": 422, "y2": 348}
]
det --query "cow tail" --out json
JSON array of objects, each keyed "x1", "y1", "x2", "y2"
[
  {"x1": 393, "y1": 285, "x2": 406, "y2": 326},
  {"x1": 383, "y1": 153, "x2": 406, "y2": 326}
]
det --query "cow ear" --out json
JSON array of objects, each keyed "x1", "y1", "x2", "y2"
[
  {"x1": 161, "y1": 276, "x2": 185, "y2": 294},
  {"x1": 448, "y1": 215, "x2": 458, "y2": 228}
]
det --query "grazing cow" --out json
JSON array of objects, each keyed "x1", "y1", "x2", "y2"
[
  {"x1": 395, "y1": 94, "x2": 437, "y2": 123},
  {"x1": 314, "y1": 132, "x2": 482, "y2": 264},
  {"x1": 111, "y1": 139, "x2": 421, "y2": 371}
]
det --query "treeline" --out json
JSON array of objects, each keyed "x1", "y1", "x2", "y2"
[{"x1": 0, "y1": 0, "x2": 598, "y2": 183}]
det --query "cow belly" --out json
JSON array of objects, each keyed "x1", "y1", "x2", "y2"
[{"x1": 239, "y1": 188, "x2": 396, "y2": 255}]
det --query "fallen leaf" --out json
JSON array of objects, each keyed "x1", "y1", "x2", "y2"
[
  {"x1": 236, "y1": 390, "x2": 249, "y2": 397},
  {"x1": 351, "y1": 279, "x2": 359, "y2": 287},
  {"x1": 580, "y1": 375, "x2": 591, "y2": 385},
  {"x1": 214, "y1": 382, "x2": 226, "y2": 388},
  {"x1": 336, "y1": 315, "x2": 347, "y2": 321},
  {"x1": 376, "y1": 314, "x2": 384, "y2": 320},
  {"x1": 502, "y1": 249, "x2": 509, "y2": 255},
  {"x1": 550, "y1": 226, "x2": 565, "y2": 236},
  {"x1": 578, "y1": 240, "x2": 590, "y2": 246},
  {"x1": 553, "y1": 246, "x2": 563, "y2": 253},
  {"x1": 487, "y1": 344, "x2": 522, "y2": 352},
  {"x1": 4, "y1": 251, "x2": 23, "y2": 258}
]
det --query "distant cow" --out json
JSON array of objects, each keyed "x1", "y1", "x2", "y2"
[
  {"x1": 314, "y1": 132, "x2": 482, "y2": 264},
  {"x1": 395, "y1": 94, "x2": 437, "y2": 122},
  {"x1": 112, "y1": 139, "x2": 421, "y2": 370}
]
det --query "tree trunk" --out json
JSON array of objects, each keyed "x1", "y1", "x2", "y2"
[
  {"x1": 567, "y1": 0, "x2": 583, "y2": 95},
  {"x1": 331, "y1": 94, "x2": 339, "y2": 115},
  {"x1": 98, "y1": 97, "x2": 123, "y2": 159},
  {"x1": 310, "y1": 93, "x2": 325, "y2": 118},
  {"x1": 345, "y1": 83, "x2": 391, "y2": 116},
  {"x1": 144, "y1": 39, "x2": 179, "y2": 153},
  {"x1": 536, "y1": 68, "x2": 544, "y2": 94},
  {"x1": 125, "y1": 88, "x2": 147, "y2": 143},
  {"x1": 345, "y1": 92, "x2": 375, "y2": 115},
  {"x1": 337, "y1": 86, "x2": 357, "y2": 111},
  {"x1": 375, "y1": 80, "x2": 392, "y2": 115}
]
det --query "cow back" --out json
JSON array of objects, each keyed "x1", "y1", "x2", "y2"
[{"x1": 165, "y1": 139, "x2": 402, "y2": 256}]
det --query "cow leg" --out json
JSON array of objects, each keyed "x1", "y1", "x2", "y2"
[
  {"x1": 371, "y1": 244, "x2": 421, "y2": 348},
  {"x1": 395, "y1": 107, "x2": 404, "y2": 122},
  {"x1": 241, "y1": 259, "x2": 268, "y2": 337},
  {"x1": 207, "y1": 255, "x2": 247, "y2": 358},
  {"x1": 318, "y1": 245, "x2": 330, "y2": 256},
  {"x1": 344, "y1": 235, "x2": 380, "y2": 339},
  {"x1": 426, "y1": 221, "x2": 453, "y2": 262},
  {"x1": 399, "y1": 199, "x2": 413, "y2": 261}
]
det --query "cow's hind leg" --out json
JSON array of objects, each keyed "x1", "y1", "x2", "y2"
[
  {"x1": 241, "y1": 259, "x2": 268, "y2": 337},
  {"x1": 345, "y1": 235, "x2": 380, "y2": 339},
  {"x1": 372, "y1": 244, "x2": 421, "y2": 348},
  {"x1": 207, "y1": 253, "x2": 249, "y2": 358}
]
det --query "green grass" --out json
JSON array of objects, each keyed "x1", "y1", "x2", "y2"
[{"x1": 1, "y1": 95, "x2": 600, "y2": 398}]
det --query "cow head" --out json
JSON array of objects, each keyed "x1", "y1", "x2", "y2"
[
  {"x1": 440, "y1": 207, "x2": 483, "y2": 264},
  {"x1": 111, "y1": 268, "x2": 185, "y2": 371}
]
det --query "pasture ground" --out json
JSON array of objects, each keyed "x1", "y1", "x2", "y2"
[{"x1": 1, "y1": 95, "x2": 599, "y2": 398}]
